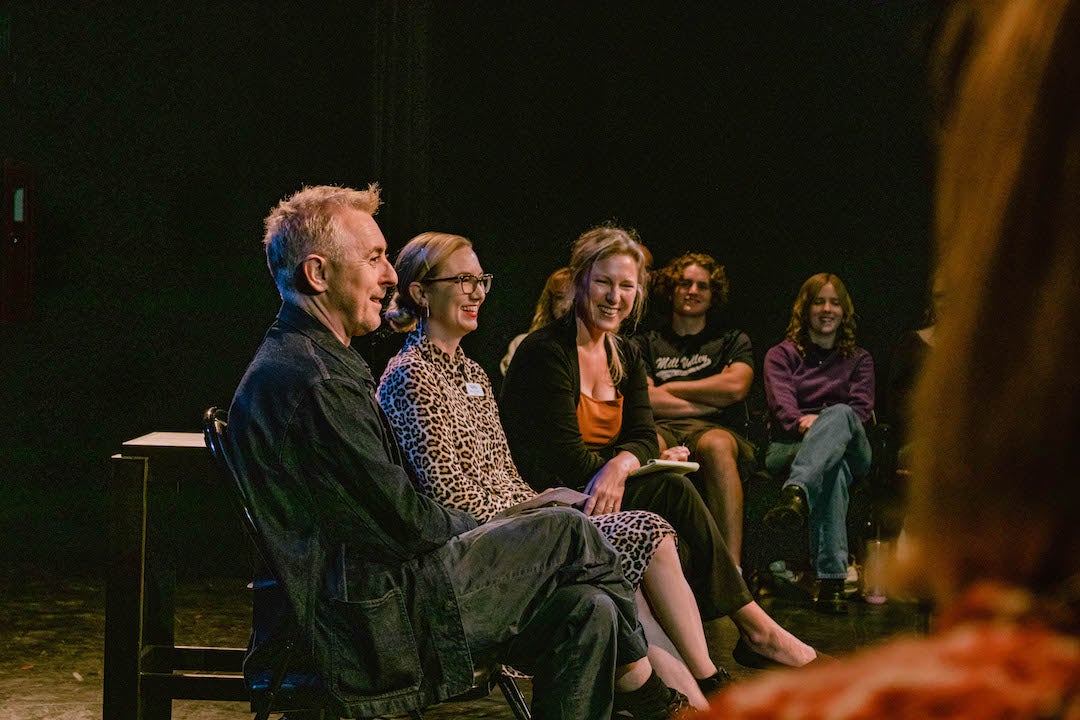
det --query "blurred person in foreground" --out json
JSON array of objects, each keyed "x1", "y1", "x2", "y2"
[{"x1": 690, "y1": 0, "x2": 1080, "y2": 716}]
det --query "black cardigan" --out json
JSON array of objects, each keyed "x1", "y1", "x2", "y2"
[{"x1": 500, "y1": 316, "x2": 660, "y2": 492}]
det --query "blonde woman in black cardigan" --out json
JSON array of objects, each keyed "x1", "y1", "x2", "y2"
[{"x1": 502, "y1": 224, "x2": 818, "y2": 670}]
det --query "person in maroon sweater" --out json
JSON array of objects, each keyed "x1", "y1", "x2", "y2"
[{"x1": 762, "y1": 273, "x2": 874, "y2": 613}]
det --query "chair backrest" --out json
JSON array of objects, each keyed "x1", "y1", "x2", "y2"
[
  {"x1": 203, "y1": 406, "x2": 260, "y2": 539},
  {"x1": 203, "y1": 406, "x2": 230, "y2": 472}
]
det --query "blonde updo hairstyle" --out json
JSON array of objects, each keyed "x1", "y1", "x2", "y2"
[{"x1": 385, "y1": 232, "x2": 473, "y2": 333}]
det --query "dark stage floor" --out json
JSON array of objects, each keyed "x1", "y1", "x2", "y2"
[{"x1": 0, "y1": 572, "x2": 929, "y2": 720}]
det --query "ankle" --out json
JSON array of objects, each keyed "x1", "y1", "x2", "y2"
[
  {"x1": 613, "y1": 669, "x2": 665, "y2": 707},
  {"x1": 691, "y1": 662, "x2": 719, "y2": 681},
  {"x1": 614, "y1": 658, "x2": 652, "y2": 693},
  {"x1": 738, "y1": 626, "x2": 772, "y2": 647}
]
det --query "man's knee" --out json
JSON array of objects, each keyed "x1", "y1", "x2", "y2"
[
  {"x1": 572, "y1": 586, "x2": 618, "y2": 627},
  {"x1": 510, "y1": 585, "x2": 620, "y2": 677},
  {"x1": 696, "y1": 428, "x2": 738, "y2": 463},
  {"x1": 543, "y1": 587, "x2": 621, "y2": 662}
]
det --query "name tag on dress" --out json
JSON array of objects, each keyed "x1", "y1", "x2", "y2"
[{"x1": 465, "y1": 382, "x2": 485, "y2": 397}]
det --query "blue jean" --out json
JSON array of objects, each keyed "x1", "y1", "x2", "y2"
[{"x1": 765, "y1": 404, "x2": 871, "y2": 579}]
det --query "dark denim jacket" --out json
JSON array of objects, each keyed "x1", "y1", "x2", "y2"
[{"x1": 228, "y1": 303, "x2": 478, "y2": 717}]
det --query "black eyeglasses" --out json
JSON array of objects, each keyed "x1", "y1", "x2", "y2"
[{"x1": 422, "y1": 273, "x2": 494, "y2": 294}]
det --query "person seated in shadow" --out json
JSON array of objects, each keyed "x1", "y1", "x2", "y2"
[
  {"x1": 691, "y1": 0, "x2": 1080, "y2": 714},
  {"x1": 501, "y1": 223, "x2": 819, "y2": 671},
  {"x1": 887, "y1": 272, "x2": 945, "y2": 467},
  {"x1": 761, "y1": 272, "x2": 875, "y2": 614},
  {"x1": 227, "y1": 184, "x2": 688, "y2": 720},
  {"x1": 635, "y1": 252, "x2": 755, "y2": 566},
  {"x1": 499, "y1": 266, "x2": 572, "y2": 377},
  {"x1": 878, "y1": 273, "x2": 946, "y2": 537},
  {"x1": 377, "y1": 232, "x2": 728, "y2": 708}
]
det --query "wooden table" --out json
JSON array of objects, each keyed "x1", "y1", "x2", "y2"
[{"x1": 103, "y1": 432, "x2": 248, "y2": 720}]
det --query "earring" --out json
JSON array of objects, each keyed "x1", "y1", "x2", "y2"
[{"x1": 423, "y1": 305, "x2": 430, "y2": 318}]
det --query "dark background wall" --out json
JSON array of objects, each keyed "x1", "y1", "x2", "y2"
[{"x1": 0, "y1": 2, "x2": 935, "y2": 576}]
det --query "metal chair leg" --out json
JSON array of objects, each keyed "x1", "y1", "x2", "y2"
[
  {"x1": 497, "y1": 673, "x2": 532, "y2": 720},
  {"x1": 254, "y1": 639, "x2": 296, "y2": 720}
]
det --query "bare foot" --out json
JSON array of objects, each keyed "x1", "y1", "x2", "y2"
[
  {"x1": 738, "y1": 629, "x2": 817, "y2": 667},
  {"x1": 731, "y1": 602, "x2": 818, "y2": 667}
]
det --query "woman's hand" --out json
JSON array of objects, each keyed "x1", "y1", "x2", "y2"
[
  {"x1": 798, "y1": 414, "x2": 819, "y2": 434},
  {"x1": 584, "y1": 454, "x2": 636, "y2": 515},
  {"x1": 660, "y1": 445, "x2": 690, "y2": 462}
]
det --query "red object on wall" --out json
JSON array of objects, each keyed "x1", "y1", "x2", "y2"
[{"x1": 1, "y1": 159, "x2": 34, "y2": 324}]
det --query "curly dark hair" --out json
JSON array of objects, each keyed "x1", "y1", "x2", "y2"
[
  {"x1": 650, "y1": 252, "x2": 730, "y2": 309},
  {"x1": 785, "y1": 273, "x2": 858, "y2": 358}
]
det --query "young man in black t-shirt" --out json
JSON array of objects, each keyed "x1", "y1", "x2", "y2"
[{"x1": 636, "y1": 253, "x2": 754, "y2": 566}]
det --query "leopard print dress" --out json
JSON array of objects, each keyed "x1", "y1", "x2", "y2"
[{"x1": 377, "y1": 331, "x2": 675, "y2": 589}]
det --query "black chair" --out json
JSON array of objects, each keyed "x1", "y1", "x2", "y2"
[
  {"x1": 203, "y1": 407, "x2": 532, "y2": 720},
  {"x1": 204, "y1": 407, "x2": 331, "y2": 720},
  {"x1": 740, "y1": 401, "x2": 896, "y2": 595}
]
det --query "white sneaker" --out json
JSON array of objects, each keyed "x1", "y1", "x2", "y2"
[{"x1": 845, "y1": 562, "x2": 859, "y2": 594}]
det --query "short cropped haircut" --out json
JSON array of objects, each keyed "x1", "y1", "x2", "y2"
[{"x1": 263, "y1": 184, "x2": 382, "y2": 297}]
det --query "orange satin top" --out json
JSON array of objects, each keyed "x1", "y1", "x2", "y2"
[{"x1": 577, "y1": 391, "x2": 623, "y2": 449}]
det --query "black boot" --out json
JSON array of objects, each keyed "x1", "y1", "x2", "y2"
[
  {"x1": 613, "y1": 670, "x2": 691, "y2": 719},
  {"x1": 764, "y1": 484, "x2": 808, "y2": 533},
  {"x1": 815, "y1": 578, "x2": 849, "y2": 615},
  {"x1": 696, "y1": 666, "x2": 732, "y2": 697}
]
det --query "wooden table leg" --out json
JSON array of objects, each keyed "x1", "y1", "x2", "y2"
[
  {"x1": 104, "y1": 454, "x2": 178, "y2": 720},
  {"x1": 104, "y1": 455, "x2": 149, "y2": 720},
  {"x1": 140, "y1": 454, "x2": 179, "y2": 720}
]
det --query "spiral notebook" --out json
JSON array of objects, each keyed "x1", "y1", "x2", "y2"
[{"x1": 628, "y1": 459, "x2": 700, "y2": 478}]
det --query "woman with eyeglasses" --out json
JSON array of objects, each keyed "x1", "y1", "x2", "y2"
[
  {"x1": 500, "y1": 224, "x2": 819, "y2": 671},
  {"x1": 376, "y1": 231, "x2": 728, "y2": 710}
]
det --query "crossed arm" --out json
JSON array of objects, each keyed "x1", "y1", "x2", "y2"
[{"x1": 647, "y1": 361, "x2": 754, "y2": 419}]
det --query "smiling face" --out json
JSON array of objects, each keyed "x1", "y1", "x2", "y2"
[
  {"x1": 422, "y1": 246, "x2": 487, "y2": 344},
  {"x1": 672, "y1": 264, "x2": 713, "y2": 319},
  {"x1": 582, "y1": 253, "x2": 639, "y2": 335},
  {"x1": 323, "y1": 208, "x2": 397, "y2": 340},
  {"x1": 808, "y1": 282, "x2": 844, "y2": 345}
]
